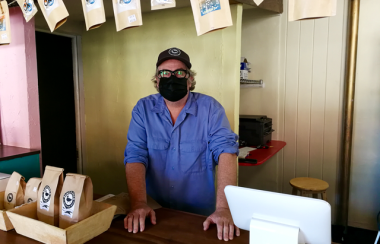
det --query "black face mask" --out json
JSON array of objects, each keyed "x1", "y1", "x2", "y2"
[{"x1": 159, "y1": 76, "x2": 188, "y2": 102}]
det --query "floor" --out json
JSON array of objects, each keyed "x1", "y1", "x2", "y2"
[{"x1": 332, "y1": 225, "x2": 379, "y2": 244}]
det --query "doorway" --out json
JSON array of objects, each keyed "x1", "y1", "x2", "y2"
[{"x1": 35, "y1": 31, "x2": 81, "y2": 175}]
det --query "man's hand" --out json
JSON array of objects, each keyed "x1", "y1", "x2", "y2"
[
  {"x1": 203, "y1": 207, "x2": 240, "y2": 241},
  {"x1": 124, "y1": 202, "x2": 156, "y2": 233}
]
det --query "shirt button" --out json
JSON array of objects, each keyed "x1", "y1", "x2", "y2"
[
  {"x1": 172, "y1": 148, "x2": 176, "y2": 150},
  {"x1": 172, "y1": 167, "x2": 174, "y2": 170}
]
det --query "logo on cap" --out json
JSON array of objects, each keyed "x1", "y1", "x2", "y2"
[
  {"x1": 7, "y1": 193, "x2": 13, "y2": 203},
  {"x1": 168, "y1": 48, "x2": 181, "y2": 56}
]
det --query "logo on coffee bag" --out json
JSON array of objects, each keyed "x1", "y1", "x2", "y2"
[
  {"x1": 62, "y1": 191, "x2": 75, "y2": 218},
  {"x1": 23, "y1": 0, "x2": 34, "y2": 15},
  {"x1": 7, "y1": 193, "x2": 13, "y2": 203},
  {"x1": 86, "y1": 0, "x2": 96, "y2": 5},
  {"x1": 28, "y1": 198, "x2": 33, "y2": 203},
  {"x1": 119, "y1": 0, "x2": 132, "y2": 5},
  {"x1": 40, "y1": 185, "x2": 51, "y2": 211},
  {"x1": 44, "y1": 0, "x2": 54, "y2": 8},
  {"x1": 199, "y1": 0, "x2": 221, "y2": 16},
  {"x1": 0, "y1": 19, "x2": 6, "y2": 31}
]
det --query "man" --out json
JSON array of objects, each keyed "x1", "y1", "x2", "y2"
[{"x1": 124, "y1": 47, "x2": 240, "y2": 241}]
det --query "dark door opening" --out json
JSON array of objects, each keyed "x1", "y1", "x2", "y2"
[{"x1": 36, "y1": 31, "x2": 77, "y2": 175}]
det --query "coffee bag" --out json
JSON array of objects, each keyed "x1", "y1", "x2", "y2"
[
  {"x1": 190, "y1": 0, "x2": 232, "y2": 36},
  {"x1": 59, "y1": 173, "x2": 93, "y2": 229},
  {"x1": 24, "y1": 178, "x2": 42, "y2": 204},
  {"x1": 0, "y1": 1, "x2": 11, "y2": 45},
  {"x1": 288, "y1": 0, "x2": 337, "y2": 21},
  {"x1": 81, "y1": 0, "x2": 106, "y2": 31},
  {"x1": 151, "y1": 0, "x2": 176, "y2": 11},
  {"x1": 17, "y1": 0, "x2": 38, "y2": 22},
  {"x1": 37, "y1": 166, "x2": 64, "y2": 226},
  {"x1": 112, "y1": 0, "x2": 142, "y2": 32},
  {"x1": 4, "y1": 172, "x2": 26, "y2": 210},
  {"x1": 37, "y1": 0, "x2": 69, "y2": 32}
]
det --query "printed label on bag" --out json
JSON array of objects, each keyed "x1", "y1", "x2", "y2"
[
  {"x1": 0, "y1": 19, "x2": 6, "y2": 31},
  {"x1": 23, "y1": 0, "x2": 35, "y2": 16},
  {"x1": 199, "y1": 0, "x2": 221, "y2": 16},
  {"x1": 128, "y1": 14, "x2": 137, "y2": 23},
  {"x1": 62, "y1": 191, "x2": 75, "y2": 218},
  {"x1": 86, "y1": 0, "x2": 102, "y2": 13},
  {"x1": 40, "y1": 185, "x2": 51, "y2": 211},
  {"x1": 117, "y1": 0, "x2": 136, "y2": 13},
  {"x1": 152, "y1": 0, "x2": 172, "y2": 6},
  {"x1": 1, "y1": 33, "x2": 7, "y2": 40},
  {"x1": 43, "y1": 0, "x2": 59, "y2": 17}
]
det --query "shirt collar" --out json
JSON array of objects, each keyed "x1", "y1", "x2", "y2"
[{"x1": 152, "y1": 92, "x2": 198, "y2": 116}]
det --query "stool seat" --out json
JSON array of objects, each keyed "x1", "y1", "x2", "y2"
[
  {"x1": 289, "y1": 177, "x2": 329, "y2": 201},
  {"x1": 290, "y1": 177, "x2": 329, "y2": 191}
]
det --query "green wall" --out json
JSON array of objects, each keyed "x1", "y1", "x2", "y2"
[{"x1": 82, "y1": 5, "x2": 242, "y2": 194}]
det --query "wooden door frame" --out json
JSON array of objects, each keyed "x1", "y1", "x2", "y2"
[{"x1": 35, "y1": 29, "x2": 86, "y2": 174}]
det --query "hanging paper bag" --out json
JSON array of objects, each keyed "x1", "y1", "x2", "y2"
[
  {"x1": 17, "y1": 0, "x2": 38, "y2": 22},
  {"x1": 288, "y1": 0, "x2": 337, "y2": 21},
  {"x1": 37, "y1": 0, "x2": 69, "y2": 32},
  {"x1": 190, "y1": 0, "x2": 232, "y2": 36},
  {"x1": 151, "y1": 0, "x2": 175, "y2": 11},
  {"x1": 112, "y1": 0, "x2": 142, "y2": 31},
  {"x1": 59, "y1": 173, "x2": 93, "y2": 229},
  {"x1": 81, "y1": 0, "x2": 106, "y2": 31},
  {"x1": 0, "y1": 1, "x2": 11, "y2": 45},
  {"x1": 4, "y1": 172, "x2": 26, "y2": 210},
  {"x1": 37, "y1": 166, "x2": 64, "y2": 226}
]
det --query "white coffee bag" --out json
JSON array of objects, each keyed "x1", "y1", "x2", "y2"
[
  {"x1": 81, "y1": 0, "x2": 106, "y2": 31},
  {"x1": 190, "y1": 0, "x2": 232, "y2": 36},
  {"x1": 112, "y1": 0, "x2": 142, "y2": 31},
  {"x1": 37, "y1": 0, "x2": 69, "y2": 32},
  {"x1": 17, "y1": 0, "x2": 38, "y2": 22},
  {"x1": 0, "y1": 1, "x2": 11, "y2": 45}
]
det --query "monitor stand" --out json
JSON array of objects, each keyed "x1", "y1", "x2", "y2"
[{"x1": 250, "y1": 217, "x2": 304, "y2": 244}]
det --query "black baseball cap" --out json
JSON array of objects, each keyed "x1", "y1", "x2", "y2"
[{"x1": 156, "y1": 47, "x2": 192, "y2": 69}]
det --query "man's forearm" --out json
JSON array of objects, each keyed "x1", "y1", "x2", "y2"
[
  {"x1": 125, "y1": 163, "x2": 147, "y2": 207},
  {"x1": 216, "y1": 153, "x2": 238, "y2": 209}
]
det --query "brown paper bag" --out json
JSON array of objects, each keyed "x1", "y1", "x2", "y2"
[
  {"x1": 0, "y1": 1, "x2": 11, "y2": 45},
  {"x1": 37, "y1": 166, "x2": 64, "y2": 226},
  {"x1": 37, "y1": 0, "x2": 69, "y2": 32},
  {"x1": 112, "y1": 0, "x2": 142, "y2": 31},
  {"x1": 17, "y1": 0, "x2": 38, "y2": 22},
  {"x1": 288, "y1": 0, "x2": 337, "y2": 22},
  {"x1": 24, "y1": 178, "x2": 42, "y2": 203},
  {"x1": 151, "y1": 0, "x2": 176, "y2": 11},
  {"x1": 81, "y1": 0, "x2": 106, "y2": 31},
  {"x1": 4, "y1": 172, "x2": 26, "y2": 210},
  {"x1": 59, "y1": 173, "x2": 93, "y2": 229},
  {"x1": 190, "y1": 0, "x2": 232, "y2": 36}
]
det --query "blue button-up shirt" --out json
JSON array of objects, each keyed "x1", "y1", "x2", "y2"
[{"x1": 124, "y1": 92, "x2": 239, "y2": 216}]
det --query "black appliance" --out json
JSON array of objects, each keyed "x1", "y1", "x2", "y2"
[{"x1": 239, "y1": 115, "x2": 274, "y2": 147}]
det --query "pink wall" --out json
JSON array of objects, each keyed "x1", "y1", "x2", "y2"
[{"x1": 0, "y1": 8, "x2": 41, "y2": 149}]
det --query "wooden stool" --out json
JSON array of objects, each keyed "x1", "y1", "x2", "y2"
[{"x1": 290, "y1": 177, "x2": 329, "y2": 201}]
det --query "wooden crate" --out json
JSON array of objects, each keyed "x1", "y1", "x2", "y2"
[
  {"x1": 7, "y1": 200, "x2": 117, "y2": 244},
  {"x1": 0, "y1": 191, "x2": 14, "y2": 231}
]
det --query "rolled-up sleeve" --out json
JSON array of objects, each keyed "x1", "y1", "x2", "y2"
[
  {"x1": 124, "y1": 101, "x2": 149, "y2": 167},
  {"x1": 208, "y1": 104, "x2": 239, "y2": 164}
]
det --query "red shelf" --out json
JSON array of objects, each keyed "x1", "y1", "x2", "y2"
[{"x1": 239, "y1": 140, "x2": 286, "y2": 166}]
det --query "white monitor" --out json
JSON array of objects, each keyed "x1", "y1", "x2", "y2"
[{"x1": 225, "y1": 186, "x2": 331, "y2": 244}]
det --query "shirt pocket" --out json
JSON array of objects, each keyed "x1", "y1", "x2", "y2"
[
  {"x1": 147, "y1": 139, "x2": 169, "y2": 170},
  {"x1": 180, "y1": 141, "x2": 207, "y2": 173}
]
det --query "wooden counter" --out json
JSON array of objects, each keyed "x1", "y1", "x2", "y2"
[{"x1": 0, "y1": 207, "x2": 249, "y2": 244}]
